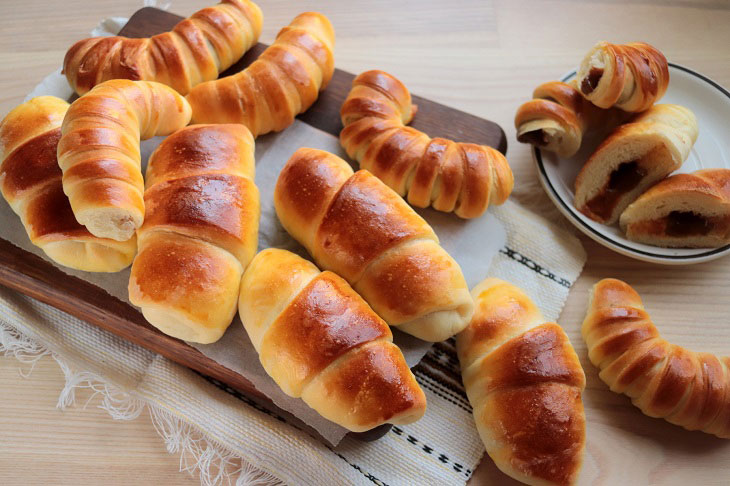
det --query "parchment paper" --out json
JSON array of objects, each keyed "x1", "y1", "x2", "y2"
[{"x1": 1, "y1": 69, "x2": 506, "y2": 445}]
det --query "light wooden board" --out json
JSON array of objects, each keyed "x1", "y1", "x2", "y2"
[{"x1": 1, "y1": 0, "x2": 730, "y2": 484}]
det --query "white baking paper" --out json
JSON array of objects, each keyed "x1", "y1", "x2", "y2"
[{"x1": 1, "y1": 67, "x2": 506, "y2": 445}]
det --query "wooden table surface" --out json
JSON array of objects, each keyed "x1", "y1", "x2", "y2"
[{"x1": 1, "y1": 0, "x2": 730, "y2": 484}]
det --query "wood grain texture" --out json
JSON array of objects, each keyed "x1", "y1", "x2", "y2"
[{"x1": 1, "y1": 0, "x2": 730, "y2": 485}]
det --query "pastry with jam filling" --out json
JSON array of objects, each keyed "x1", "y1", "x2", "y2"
[
  {"x1": 514, "y1": 80, "x2": 622, "y2": 157},
  {"x1": 576, "y1": 41, "x2": 669, "y2": 112},
  {"x1": 620, "y1": 169, "x2": 730, "y2": 248},
  {"x1": 574, "y1": 104, "x2": 697, "y2": 224}
]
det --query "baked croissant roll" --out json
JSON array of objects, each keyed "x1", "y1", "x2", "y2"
[
  {"x1": 186, "y1": 12, "x2": 335, "y2": 137},
  {"x1": 620, "y1": 169, "x2": 730, "y2": 248},
  {"x1": 574, "y1": 104, "x2": 698, "y2": 224},
  {"x1": 514, "y1": 80, "x2": 624, "y2": 158},
  {"x1": 576, "y1": 41, "x2": 669, "y2": 112},
  {"x1": 340, "y1": 70, "x2": 513, "y2": 218},
  {"x1": 238, "y1": 248, "x2": 427, "y2": 432},
  {"x1": 128, "y1": 124, "x2": 259, "y2": 344},
  {"x1": 63, "y1": 0, "x2": 263, "y2": 96},
  {"x1": 456, "y1": 278, "x2": 586, "y2": 486},
  {"x1": 274, "y1": 148, "x2": 474, "y2": 342},
  {"x1": 0, "y1": 96, "x2": 136, "y2": 272},
  {"x1": 57, "y1": 79, "x2": 192, "y2": 242},
  {"x1": 583, "y1": 278, "x2": 730, "y2": 438}
]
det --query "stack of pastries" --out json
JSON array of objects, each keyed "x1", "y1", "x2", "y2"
[
  {"x1": 13, "y1": 2, "x2": 698, "y2": 484},
  {"x1": 516, "y1": 41, "x2": 729, "y2": 249}
]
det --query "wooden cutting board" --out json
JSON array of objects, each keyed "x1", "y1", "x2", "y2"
[{"x1": 0, "y1": 7, "x2": 506, "y2": 443}]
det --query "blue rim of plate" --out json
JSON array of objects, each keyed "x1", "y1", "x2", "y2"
[{"x1": 534, "y1": 62, "x2": 730, "y2": 261}]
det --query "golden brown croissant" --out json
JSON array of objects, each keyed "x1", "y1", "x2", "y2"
[
  {"x1": 57, "y1": 79, "x2": 192, "y2": 242},
  {"x1": 238, "y1": 248, "x2": 427, "y2": 431},
  {"x1": 620, "y1": 169, "x2": 730, "y2": 248},
  {"x1": 576, "y1": 41, "x2": 669, "y2": 112},
  {"x1": 514, "y1": 80, "x2": 624, "y2": 158},
  {"x1": 274, "y1": 148, "x2": 474, "y2": 342},
  {"x1": 0, "y1": 96, "x2": 136, "y2": 272},
  {"x1": 63, "y1": 0, "x2": 263, "y2": 96},
  {"x1": 340, "y1": 70, "x2": 513, "y2": 218},
  {"x1": 574, "y1": 104, "x2": 698, "y2": 224},
  {"x1": 583, "y1": 278, "x2": 730, "y2": 438},
  {"x1": 186, "y1": 12, "x2": 335, "y2": 136},
  {"x1": 128, "y1": 124, "x2": 259, "y2": 344},
  {"x1": 457, "y1": 278, "x2": 586, "y2": 486}
]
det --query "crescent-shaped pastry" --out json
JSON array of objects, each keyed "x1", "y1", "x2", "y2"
[{"x1": 583, "y1": 278, "x2": 730, "y2": 438}]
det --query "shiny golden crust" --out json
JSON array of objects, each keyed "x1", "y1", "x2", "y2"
[
  {"x1": 456, "y1": 278, "x2": 586, "y2": 486},
  {"x1": 260, "y1": 271, "x2": 391, "y2": 396},
  {"x1": 314, "y1": 170, "x2": 436, "y2": 282},
  {"x1": 574, "y1": 104, "x2": 698, "y2": 224},
  {"x1": 514, "y1": 81, "x2": 615, "y2": 157},
  {"x1": 0, "y1": 96, "x2": 135, "y2": 272},
  {"x1": 129, "y1": 124, "x2": 259, "y2": 344},
  {"x1": 58, "y1": 80, "x2": 192, "y2": 241},
  {"x1": 583, "y1": 278, "x2": 730, "y2": 438},
  {"x1": 63, "y1": 0, "x2": 263, "y2": 95},
  {"x1": 129, "y1": 232, "x2": 242, "y2": 343},
  {"x1": 144, "y1": 124, "x2": 255, "y2": 187},
  {"x1": 340, "y1": 70, "x2": 513, "y2": 218},
  {"x1": 187, "y1": 12, "x2": 335, "y2": 136},
  {"x1": 271, "y1": 146, "x2": 353, "y2": 250},
  {"x1": 302, "y1": 340, "x2": 426, "y2": 431},
  {"x1": 620, "y1": 169, "x2": 730, "y2": 248},
  {"x1": 238, "y1": 249, "x2": 426, "y2": 432},
  {"x1": 576, "y1": 41, "x2": 669, "y2": 112},
  {"x1": 274, "y1": 148, "x2": 474, "y2": 342}
]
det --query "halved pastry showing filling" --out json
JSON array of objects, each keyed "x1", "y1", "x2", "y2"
[
  {"x1": 576, "y1": 41, "x2": 669, "y2": 112},
  {"x1": 574, "y1": 104, "x2": 698, "y2": 224},
  {"x1": 620, "y1": 169, "x2": 730, "y2": 248}
]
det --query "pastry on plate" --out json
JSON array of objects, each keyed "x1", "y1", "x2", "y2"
[
  {"x1": 238, "y1": 248, "x2": 427, "y2": 432},
  {"x1": 574, "y1": 104, "x2": 698, "y2": 224},
  {"x1": 576, "y1": 41, "x2": 669, "y2": 112},
  {"x1": 583, "y1": 278, "x2": 730, "y2": 438},
  {"x1": 457, "y1": 278, "x2": 586, "y2": 486},
  {"x1": 63, "y1": 0, "x2": 263, "y2": 95},
  {"x1": 340, "y1": 70, "x2": 512, "y2": 218},
  {"x1": 620, "y1": 169, "x2": 730, "y2": 248},
  {"x1": 515, "y1": 80, "x2": 621, "y2": 158}
]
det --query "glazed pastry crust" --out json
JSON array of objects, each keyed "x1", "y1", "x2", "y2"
[
  {"x1": 0, "y1": 96, "x2": 136, "y2": 272},
  {"x1": 63, "y1": 0, "x2": 263, "y2": 95},
  {"x1": 238, "y1": 248, "x2": 426, "y2": 432},
  {"x1": 574, "y1": 104, "x2": 698, "y2": 224},
  {"x1": 583, "y1": 278, "x2": 730, "y2": 438},
  {"x1": 341, "y1": 70, "x2": 512, "y2": 218},
  {"x1": 186, "y1": 12, "x2": 335, "y2": 137},
  {"x1": 274, "y1": 147, "x2": 474, "y2": 342},
  {"x1": 620, "y1": 169, "x2": 730, "y2": 248},
  {"x1": 128, "y1": 124, "x2": 259, "y2": 344},
  {"x1": 576, "y1": 41, "x2": 669, "y2": 112},
  {"x1": 456, "y1": 278, "x2": 586, "y2": 486}
]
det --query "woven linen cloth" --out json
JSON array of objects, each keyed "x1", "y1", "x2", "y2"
[{"x1": 0, "y1": 196, "x2": 585, "y2": 486}]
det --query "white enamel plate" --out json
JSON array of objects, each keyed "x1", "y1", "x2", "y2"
[{"x1": 534, "y1": 63, "x2": 730, "y2": 264}]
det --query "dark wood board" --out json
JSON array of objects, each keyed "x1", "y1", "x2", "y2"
[
  {"x1": 0, "y1": 7, "x2": 507, "y2": 444},
  {"x1": 119, "y1": 7, "x2": 507, "y2": 152}
]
